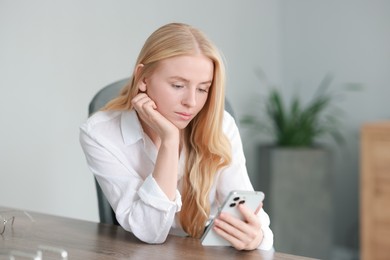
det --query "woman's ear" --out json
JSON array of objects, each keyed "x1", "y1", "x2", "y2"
[{"x1": 135, "y1": 64, "x2": 147, "y2": 92}]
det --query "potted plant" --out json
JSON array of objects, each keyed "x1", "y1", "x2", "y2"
[
  {"x1": 241, "y1": 74, "x2": 359, "y2": 259},
  {"x1": 241, "y1": 74, "x2": 346, "y2": 147}
]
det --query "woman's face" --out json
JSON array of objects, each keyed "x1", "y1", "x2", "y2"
[{"x1": 144, "y1": 54, "x2": 214, "y2": 129}]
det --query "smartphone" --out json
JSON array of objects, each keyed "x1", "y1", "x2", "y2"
[{"x1": 200, "y1": 190, "x2": 265, "y2": 246}]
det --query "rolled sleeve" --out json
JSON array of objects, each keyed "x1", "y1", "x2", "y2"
[
  {"x1": 138, "y1": 174, "x2": 182, "y2": 212},
  {"x1": 123, "y1": 175, "x2": 182, "y2": 244}
]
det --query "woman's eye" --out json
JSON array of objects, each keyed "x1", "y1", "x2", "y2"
[
  {"x1": 198, "y1": 88, "x2": 209, "y2": 93},
  {"x1": 172, "y1": 84, "x2": 184, "y2": 89}
]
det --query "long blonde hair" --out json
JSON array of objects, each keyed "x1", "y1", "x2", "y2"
[{"x1": 104, "y1": 23, "x2": 232, "y2": 238}]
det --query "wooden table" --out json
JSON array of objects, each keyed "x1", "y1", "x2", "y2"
[{"x1": 0, "y1": 207, "x2": 316, "y2": 259}]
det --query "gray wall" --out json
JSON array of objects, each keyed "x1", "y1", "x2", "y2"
[
  {"x1": 1, "y1": 0, "x2": 389, "y2": 256},
  {"x1": 279, "y1": 0, "x2": 390, "y2": 250},
  {"x1": 0, "y1": 0, "x2": 280, "y2": 221},
  {"x1": 242, "y1": 0, "x2": 390, "y2": 253}
]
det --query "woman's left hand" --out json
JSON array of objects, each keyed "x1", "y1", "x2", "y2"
[{"x1": 213, "y1": 203, "x2": 264, "y2": 251}]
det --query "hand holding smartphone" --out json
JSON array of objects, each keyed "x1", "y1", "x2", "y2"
[{"x1": 200, "y1": 190, "x2": 265, "y2": 246}]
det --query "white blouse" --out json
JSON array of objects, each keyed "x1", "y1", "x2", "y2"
[{"x1": 79, "y1": 109, "x2": 273, "y2": 250}]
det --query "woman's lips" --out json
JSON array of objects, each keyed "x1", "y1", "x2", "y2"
[{"x1": 176, "y1": 112, "x2": 193, "y2": 121}]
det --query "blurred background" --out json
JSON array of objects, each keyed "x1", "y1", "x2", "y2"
[{"x1": 1, "y1": 0, "x2": 389, "y2": 259}]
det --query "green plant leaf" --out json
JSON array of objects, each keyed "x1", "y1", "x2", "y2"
[{"x1": 240, "y1": 74, "x2": 360, "y2": 147}]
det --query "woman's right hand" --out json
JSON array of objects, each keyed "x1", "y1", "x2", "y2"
[
  {"x1": 131, "y1": 93, "x2": 179, "y2": 143},
  {"x1": 132, "y1": 92, "x2": 180, "y2": 200}
]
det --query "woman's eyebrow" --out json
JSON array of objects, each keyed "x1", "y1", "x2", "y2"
[
  {"x1": 200, "y1": 80, "x2": 212, "y2": 85},
  {"x1": 168, "y1": 76, "x2": 190, "y2": 83},
  {"x1": 169, "y1": 76, "x2": 212, "y2": 85}
]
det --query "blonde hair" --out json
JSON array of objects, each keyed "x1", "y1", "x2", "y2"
[{"x1": 104, "y1": 23, "x2": 231, "y2": 238}]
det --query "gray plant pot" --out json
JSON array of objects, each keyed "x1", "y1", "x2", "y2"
[{"x1": 256, "y1": 146, "x2": 332, "y2": 259}]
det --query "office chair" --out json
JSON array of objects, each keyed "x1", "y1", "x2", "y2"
[
  {"x1": 89, "y1": 78, "x2": 236, "y2": 225},
  {"x1": 88, "y1": 78, "x2": 128, "y2": 225}
]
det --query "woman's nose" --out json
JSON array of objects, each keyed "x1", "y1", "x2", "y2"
[{"x1": 181, "y1": 89, "x2": 197, "y2": 107}]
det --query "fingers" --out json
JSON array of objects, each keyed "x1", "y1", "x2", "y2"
[
  {"x1": 131, "y1": 93, "x2": 161, "y2": 133},
  {"x1": 213, "y1": 204, "x2": 263, "y2": 250},
  {"x1": 132, "y1": 93, "x2": 157, "y2": 111},
  {"x1": 218, "y1": 208, "x2": 259, "y2": 240},
  {"x1": 239, "y1": 202, "x2": 263, "y2": 223},
  {"x1": 131, "y1": 93, "x2": 179, "y2": 141},
  {"x1": 131, "y1": 93, "x2": 159, "y2": 125},
  {"x1": 213, "y1": 217, "x2": 252, "y2": 250}
]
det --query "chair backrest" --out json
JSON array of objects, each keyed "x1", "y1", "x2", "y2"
[
  {"x1": 89, "y1": 78, "x2": 236, "y2": 225},
  {"x1": 88, "y1": 79, "x2": 128, "y2": 225}
]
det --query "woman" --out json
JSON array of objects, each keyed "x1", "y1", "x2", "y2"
[{"x1": 80, "y1": 23, "x2": 273, "y2": 251}]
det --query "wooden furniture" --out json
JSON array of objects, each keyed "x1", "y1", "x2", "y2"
[
  {"x1": 361, "y1": 121, "x2": 390, "y2": 260},
  {"x1": 0, "y1": 206, "x2": 315, "y2": 260}
]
